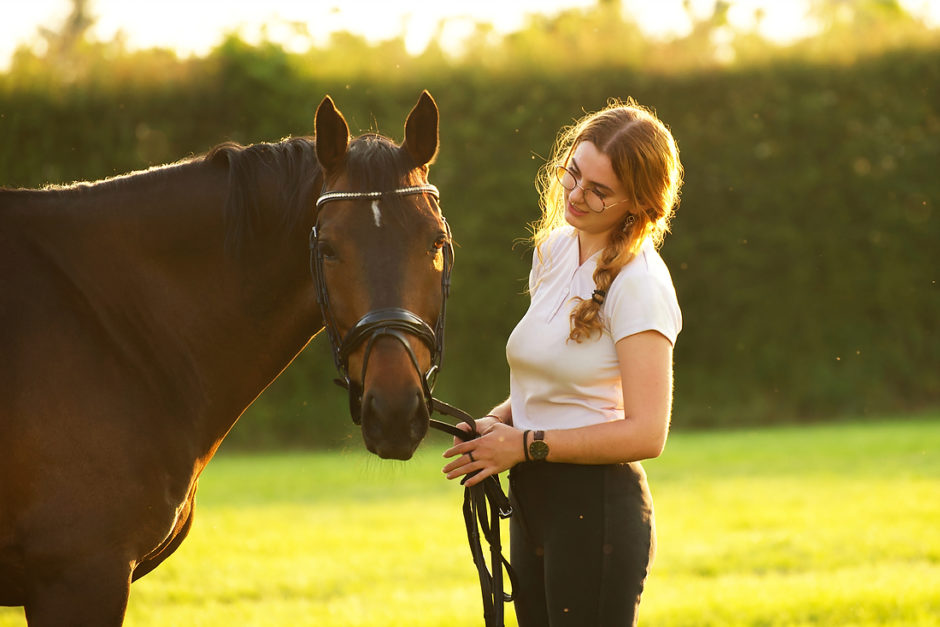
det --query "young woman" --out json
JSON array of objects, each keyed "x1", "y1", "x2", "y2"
[{"x1": 443, "y1": 99, "x2": 684, "y2": 626}]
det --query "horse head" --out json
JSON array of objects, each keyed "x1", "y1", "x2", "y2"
[{"x1": 312, "y1": 91, "x2": 451, "y2": 460}]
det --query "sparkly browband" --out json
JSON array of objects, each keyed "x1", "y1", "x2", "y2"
[{"x1": 316, "y1": 184, "x2": 440, "y2": 208}]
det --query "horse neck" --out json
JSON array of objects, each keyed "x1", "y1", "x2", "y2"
[{"x1": 16, "y1": 160, "x2": 322, "y2": 457}]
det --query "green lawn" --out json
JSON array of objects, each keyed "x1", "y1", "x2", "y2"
[{"x1": 2, "y1": 415, "x2": 938, "y2": 626}]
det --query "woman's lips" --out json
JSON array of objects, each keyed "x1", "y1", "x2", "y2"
[{"x1": 567, "y1": 202, "x2": 588, "y2": 217}]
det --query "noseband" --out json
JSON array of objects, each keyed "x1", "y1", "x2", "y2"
[{"x1": 309, "y1": 184, "x2": 453, "y2": 425}]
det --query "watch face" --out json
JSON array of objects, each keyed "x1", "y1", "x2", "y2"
[{"x1": 529, "y1": 439, "x2": 549, "y2": 461}]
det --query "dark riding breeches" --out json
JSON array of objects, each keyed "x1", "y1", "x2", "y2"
[{"x1": 508, "y1": 461, "x2": 655, "y2": 627}]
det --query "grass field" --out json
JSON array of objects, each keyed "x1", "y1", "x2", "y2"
[{"x1": 2, "y1": 414, "x2": 938, "y2": 626}]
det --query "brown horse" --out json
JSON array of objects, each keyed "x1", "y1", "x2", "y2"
[{"x1": 0, "y1": 91, "x2": 448, "y2": 625}]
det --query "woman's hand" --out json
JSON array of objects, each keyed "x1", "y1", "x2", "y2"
[{"x1": 442, "y1": 421, "x2": 525, "y2": 487}]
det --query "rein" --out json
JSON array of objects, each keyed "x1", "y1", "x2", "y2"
[
  {"x1": 429, "y1": 399, "x2": 515, "y2": 627},
  {"x1": 311, "y1": 184, "x2": 514, "y2": 626}
]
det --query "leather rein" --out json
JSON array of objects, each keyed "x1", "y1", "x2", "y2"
[{"x1": 310, "y1": 184, "x2": 514, "y2": 626}]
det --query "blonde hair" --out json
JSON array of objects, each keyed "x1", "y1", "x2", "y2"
[{"x1": 531, "y1": 98, "x2": 683, "y2": 342}]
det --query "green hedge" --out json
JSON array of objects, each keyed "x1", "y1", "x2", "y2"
[{"x1": 2, "y1": 45, "x2": 937, "y2": 447}]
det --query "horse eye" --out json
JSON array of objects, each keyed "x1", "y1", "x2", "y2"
[
  {"x1": 319, "y1": 242, "x2": 338, "y2": 259},
  {"x1": 431, "y1": 236, "x2": 447, "y2": 251}
]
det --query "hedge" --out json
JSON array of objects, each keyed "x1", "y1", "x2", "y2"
[{"x1": 2, "y1": 43, "x2": 937, "y2": 447}]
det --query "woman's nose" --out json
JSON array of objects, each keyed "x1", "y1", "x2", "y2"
[{"x1": 568, "y1": 182, "x2": 586, "y2": 204}]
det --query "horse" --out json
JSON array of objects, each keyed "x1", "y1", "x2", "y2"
[{"x1": 0, "y1": 91, "x2": 450, "y2": 625}]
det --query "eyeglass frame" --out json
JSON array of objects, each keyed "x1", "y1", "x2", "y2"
[{"x1": 555, "y1": 165, "x2": 632, "y2": 214}]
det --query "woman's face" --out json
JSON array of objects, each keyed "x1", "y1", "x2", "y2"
[{"x1": 563, "y1": 140, "x2": 634, "y2": 238}]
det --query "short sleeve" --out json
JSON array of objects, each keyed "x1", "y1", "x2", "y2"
[
  {"x1": 528, "y1": 246, "x2": 541, "y2": 296},
  {"x1": 605, "y1": 263, "x2": 682, "y2": 346}
]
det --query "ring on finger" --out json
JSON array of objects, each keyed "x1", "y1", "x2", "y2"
[{"x1": 468, "y1": 451, "x2": 475, "y2": 462}]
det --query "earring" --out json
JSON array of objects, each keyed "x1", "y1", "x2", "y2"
[{"x1": 622, "y1": 214, "x2": 636, "y2": 232}]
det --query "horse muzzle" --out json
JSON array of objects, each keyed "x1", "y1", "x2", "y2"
[
  {"x1": 360, "y1": 384, "x2": 429, "y2": 460},
  {"x1": 342, "y1": 319, "x2": 436, "y2": 460}
]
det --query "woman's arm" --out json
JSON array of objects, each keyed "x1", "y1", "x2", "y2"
[
  {"x1": 541, "y1": 330, "x2": 673, "y2": 464},
  {"x1": 443, "y1": 330, "x2": 674, "y2": 485},
  {"x1": 484, "y1": 398, "x2": 513, "y2": 426}
]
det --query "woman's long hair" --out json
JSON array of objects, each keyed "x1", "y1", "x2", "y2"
[{"x1": 531, "y1": 98, "x2": 684, "y2": 342}]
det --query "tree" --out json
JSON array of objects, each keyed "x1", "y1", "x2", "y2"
[{"x1": 39, "y1": 0, "x2": 97, "y2": 63}]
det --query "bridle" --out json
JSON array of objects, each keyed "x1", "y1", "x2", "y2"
[
  {"x1": 309, "y1": 182, "x2": 514, "y2": 626},
  {"x1": 310, "y1": 184, "x2": 452, "y2": 425}
]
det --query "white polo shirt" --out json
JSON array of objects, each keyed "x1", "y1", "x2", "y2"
[{"x1": 506, "y1": 226, "x2": 681, "y2": 431}]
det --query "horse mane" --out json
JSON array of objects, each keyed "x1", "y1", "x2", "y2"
[
  {"x1": 0, "y1": 158, "x2": 200, "y2": 197},
  {"x1": 2, "y1": 133, "x2": 418, "y2": 254},
  {"x1": 206, "y1": 137, "x2": 321, "y2": 257}
]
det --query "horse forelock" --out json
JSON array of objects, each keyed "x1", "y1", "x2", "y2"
[
  {"x1": 342, "y1": 134, "x2": 430, "y2": 229},
  {"x1": 345, "y1": 134, "x2": 419, "y2": 190}
]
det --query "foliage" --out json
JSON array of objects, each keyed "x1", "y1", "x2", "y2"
[
  {"x1": 1, "y1": 415, "x2": 935, "y2": 626},
  {"x1": 1, "y1": 3, "x2": 938, "y2": 446}
]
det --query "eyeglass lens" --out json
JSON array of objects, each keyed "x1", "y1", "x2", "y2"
[{"x1": 556, "y1": 166, "x2": 605, "y2": 212}]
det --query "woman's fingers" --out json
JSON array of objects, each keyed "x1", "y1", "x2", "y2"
[
  {"x1": 443, "y1": 455, "x2": 494, "y2": 486},
  {"x1": 450, "y1": 421, "x2": 475, "y2": 447},
  {"x1": 441, "y1": 441, "x2": 496, "y2": 484},
  {"x1": 442, "y1": 451, "x2": 476, "y2": 474},
  {"x1": 443, "y1": 439, "x2": 473, "y2": 459},
  {"x1": 443, "y1": 423, "x2": 522, "y2": 485}
]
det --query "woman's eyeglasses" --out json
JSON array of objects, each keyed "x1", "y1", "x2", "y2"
[{"x1": 555, "y1": 165, "x2": 630, "y2": 213}]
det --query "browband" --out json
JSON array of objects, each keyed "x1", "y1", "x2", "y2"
[{"x1": 316, "y1": 184, "x2": 440, "y2": 208}]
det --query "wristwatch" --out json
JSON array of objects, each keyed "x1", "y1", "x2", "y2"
[{"x1": 528, "y1": 430, "x2": 549, "y2": 461}]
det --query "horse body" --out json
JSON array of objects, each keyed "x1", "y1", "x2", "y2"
[
  {"x1": 0, "y1": 92, "x2": 444, "y2": 624},
  {"x1": 0, "y1": 153, "x2": 323, "y2": 619}
]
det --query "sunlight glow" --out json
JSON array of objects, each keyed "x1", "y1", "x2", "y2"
[{"x1": 2, "y1": 0, "x2": 938, "y2": 70}]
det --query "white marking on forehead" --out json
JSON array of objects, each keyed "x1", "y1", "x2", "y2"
[{"x1": 371, "y1": 200, "x2": 382, "y2": 228}]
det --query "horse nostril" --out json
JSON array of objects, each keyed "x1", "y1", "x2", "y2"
[
  {"x1": 410, "y1": 390, "x2": 429, "y2": 441},
  {"x1": 360, "y1": 394, "x2": 383, "y2": 440}
]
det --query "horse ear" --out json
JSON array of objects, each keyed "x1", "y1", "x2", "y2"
[
  {"x1": 403, "y1": 90, "x2": 439, "y2": 167},
  {"x1": 315, "y1": 95, "x2": 350, "y2": 172}
]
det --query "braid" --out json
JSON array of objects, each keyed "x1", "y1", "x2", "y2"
[{"x1": 569, "y1": 219, "x2": 647, "y2": 342}]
